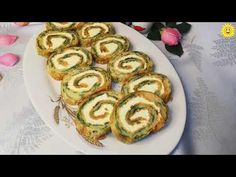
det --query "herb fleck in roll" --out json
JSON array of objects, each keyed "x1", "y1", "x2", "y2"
[
  {"x1": 122, "y1": 73, "x2": 172, "y2": 103},
  {"x1": 47, "y1": 47, "x2": 93, "y2": 80},
  {"x1": 46, "y1": 22, "x2": 85, "y2": 30},
  {"x1": 75, "y1": 91, "x2": 121, "y2": 145},
  {"x1": 111, "y1": 91, "x2": 168, "y2": 144},
  {"x1": 61, "y1": 67, "x2": 112, "y2": 105},
  {"x1": 36, "y1": 30, "x2": 79, "y2": 57},
  {"x1": 78, "y1": 22, "x2": 114, "y2": 47},
  {"x1": 91, "y1": 34, "x2": 130, "y2": 64},
  {"x1": 108, "y1": 51, "x2": 154, "y2": 84}
]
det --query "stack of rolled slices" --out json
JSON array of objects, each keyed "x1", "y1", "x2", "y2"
[{"x1": 36, "y1": 22, "x2": 172, "y2": 145}]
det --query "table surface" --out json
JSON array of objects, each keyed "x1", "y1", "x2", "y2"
[{"x1": 0, "y1": 22, "x2": 236, "y2": 154}]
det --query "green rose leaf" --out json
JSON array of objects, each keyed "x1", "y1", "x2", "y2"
[
  {"x1": 166, "y1": 22, "x2": 177, "y2": 28},
  {"x1": 165, "y1": 43, "x2": 184, "y2": 57},
  {"x1": 147, "y1": 23, "x2": 161, "y2": 40},
  {"x1": 154, "y1": 22, "x2": 165, "y2": 30},
  {"x1": 176, "y1": 22, "x2": 192, "y2": 34}
]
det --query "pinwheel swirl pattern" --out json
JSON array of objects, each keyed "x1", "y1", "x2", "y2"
[
  {"x1": 75, "y1": 91, "x2": 120, "y2": 145},
  {"x1": 78, "y1": 22, "x2": 114, "y2": 47},
  {"x1": 91, "y1": 34, "x2": 130, "y2": 64},
  {"x1": 108, "y1": 51, "x2": 154, "y2": 84},
  {"x1": 122, "y1": 73, "x2": 172, "y2": 103},
  {"x1": 61, "y1": 67, "x2": 112, "y2": 105},
  {"x1": 47, "y1": 47, "x2": 93, "y2": 80},
  {"x1": 111, "y1": 91, "x2": 168, "y2": 144},
  {"x1": 36, "y1": 30, "x2": 79, "y2": 57}
]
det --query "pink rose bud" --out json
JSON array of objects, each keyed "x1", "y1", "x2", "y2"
[
  {"x1": 161, "y1": 27, "x2": 182, "y2": 46},
  {"x1": 0, "y1": 53, "x2": 19, "y2": 67},
  {"x1": 15, "y1": 22, "x2": 29, "y2": 27},
  {"x1": 0, "y1": 34, "x2": 17, "y2": 46}
]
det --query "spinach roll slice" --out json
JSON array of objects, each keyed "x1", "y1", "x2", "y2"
[
  {"x1": 108, "y1": 51, "x2": 154, "y2": 84},
  {"x1": 78, "y1": 22, "x2": 114, "y2": 47},
  {"x1": 61, "y1": 67, "x2": 112, "y2": 105},
  {"x1": 111, "y1": 91, "x2": 168, "y2": 144},
  {"x1": 45, "y1": 22, "x2": 85, "y2": 30},
  {"x1": 36, "y1": 30, "x2": 79, "y2": 57},
  {"x1": 75, "y1": 91, "x2": 121, "y2": 145},
  {"x1": 91, "y1": 34, "x2": 130, "y2": 64},
  {"x1": 122, "y1": 73, "x2": 172, "y2": 103},
  {"x1": 47, "y1": 47, "x2": 93, "y2": 80}
]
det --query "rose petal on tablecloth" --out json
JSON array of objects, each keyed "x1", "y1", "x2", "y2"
[
  {"x1": 15, "y1": 22, "x2": 29, "y2": 26},
  {"x1": 0, "y1": 34, "x2": 17, "y2": 46},
  {"x1": 0, "y1": 53, "x2": 19, "y2": 67}
]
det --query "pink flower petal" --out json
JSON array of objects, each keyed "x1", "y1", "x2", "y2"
[
  {"x1": 0, "y1": 34, "x2": 17, "y2": 46},
  {"x1": 0, "y1": 53, "x2": 19, "y2": 67},
  {"x1": 15, "y1": 22, "x2": 29, "y2": 27}
]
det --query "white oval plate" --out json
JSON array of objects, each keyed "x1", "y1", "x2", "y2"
[{"x1": 23, "y1": 22, "x2": 186, "y2": 154}]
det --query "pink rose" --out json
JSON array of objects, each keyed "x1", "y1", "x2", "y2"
[
  {"x1": 15, "y1": 22, "x2": 29, "y2": 27},
  {"x1": 161, "y1": 27, "x2": 181, "y2": 46}
]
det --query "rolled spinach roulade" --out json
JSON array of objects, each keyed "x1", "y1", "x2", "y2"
[
  {"x1": 75, "y1": 91, "x2": 121, "y2": 145},
  {"x1": 61, "y1": 67, "x2": 112, "y2": 105},
  {"x1": 111, "y1": 91, "x2": 168, "y2": 144},
  {"x1": 36, "y1": 30, "x2": 79, "y2": 57},
  {"x1": 78, "y1": 22, "x2": 114, "y2": 47},
  {"x1": 47, "y1": 47, "x2": 93, "y2": 80},
  {"x1": 91, "y1": 34, "x2": 130, "y2": 64},
  {"x1": 122, "y1": 73, "x2": 172, "y2": 103},
  {"x1": 45, "y1": 22, "x2": 85, "y2": 30},
  {"x1": 108, "y1": 51, "x2": 154, "y2": 84}
]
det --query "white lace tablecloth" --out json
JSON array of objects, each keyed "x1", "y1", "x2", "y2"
[{"x1": 0, "y1": 22, "x2": 235, "y2": 154}]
